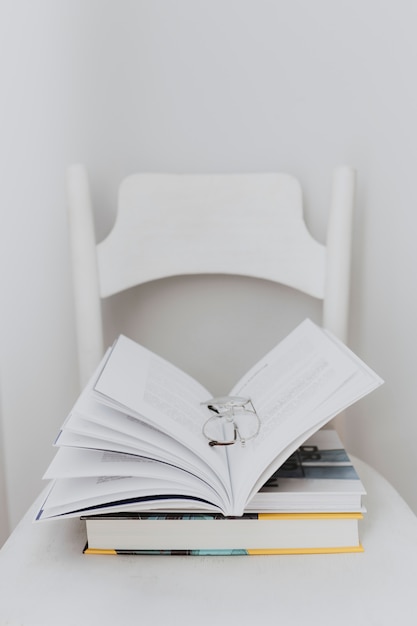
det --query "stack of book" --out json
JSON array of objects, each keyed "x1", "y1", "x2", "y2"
[
  {"x1": 81, "y1": 429, "x2": 367, "y2": 555},
  {"x1": 36, "y1": 319, "x2": 382, "y2": 555}
]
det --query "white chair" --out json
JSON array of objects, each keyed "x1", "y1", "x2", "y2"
[
  {"x1": 2, "y1": 166, "x2": 417, "y2": 625},
  {"x1": 66, "y1": 166, "x2": 355, "y2": 389}
]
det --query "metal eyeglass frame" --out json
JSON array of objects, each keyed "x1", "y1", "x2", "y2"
[{"x1": 201, "y1": 396, "x2": 261, "y2": 447}]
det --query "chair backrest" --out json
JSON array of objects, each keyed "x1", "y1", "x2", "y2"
[{"x1": 67, "y1": 166, "x2": 355, "y2": 389}]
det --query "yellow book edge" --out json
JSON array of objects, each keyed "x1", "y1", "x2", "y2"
[
  {"x1": 257, "y1": 512, "x2": 363, "y2": 520},
  {"x1": 84, "y1": 545, "x2": 364, "y2": 556}
]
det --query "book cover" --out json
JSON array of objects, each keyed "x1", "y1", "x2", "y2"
[{"x1": 247, "y1": 428, "x2": 365, "y2": 512}]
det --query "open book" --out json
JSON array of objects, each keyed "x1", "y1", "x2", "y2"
[{"x1": 36, "y1": 319, "x2": 382, "y2": 520}]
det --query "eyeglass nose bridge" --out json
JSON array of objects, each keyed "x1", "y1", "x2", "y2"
[{"x1": 203, "y1": 396, "x2": 253, "y2": 416}]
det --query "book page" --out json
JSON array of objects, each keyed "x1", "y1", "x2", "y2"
[
  {"x1": 93, "y1": 336, "x2": 230, "y2": 489},
  {"x1": 65, "y1": 374, "x2": 226, "y2": 484},
  {"x1": 42, "y1": 447, "x2": 230, "y2": 513},
  {"x1": 60, "y1": 414, "x2": 205, "y2": 476},
  {"x1": 225, "y1": 319, "x2": 383, "y2": 514},
  {"x1": 37, "y1": 471, "x2": 225, "y2": 520}
]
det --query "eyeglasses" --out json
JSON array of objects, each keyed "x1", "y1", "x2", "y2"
[{"x1": 201, "y1": 396, "x2": 261, "y2": 447}]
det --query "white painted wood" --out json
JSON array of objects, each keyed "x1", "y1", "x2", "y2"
[
  {"x1": 97, "y1": 173, "x2": 326, "y2": 298},
  {"x1": 66, "y1": 165, "x2": 104, "y2": 387},
  {"x1": 323, "y1": 167, "x2": 355, "y2": 343},
  {"x1": 0, "y1": 390, "x2": 10, "y2": 545},
  {"x1": 68, "y1": 167, "x2": 355, "y2": 388}
]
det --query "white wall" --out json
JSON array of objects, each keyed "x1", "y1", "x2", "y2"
[{"x1": 1, "y1": 0, "x2": 417, "y2": 542}]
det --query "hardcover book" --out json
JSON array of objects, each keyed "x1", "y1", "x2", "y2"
[
  {"x1": 81, "y1": 429, "x2": 366, "y2": 553},
  {"x1": 82, "y1": 512, "x2": 364, "y2": 553}
]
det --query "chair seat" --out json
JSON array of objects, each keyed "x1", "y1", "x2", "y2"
[{"x1": 1, "y1": 457, "x2": 416, "y2": 624}]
